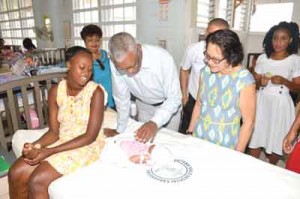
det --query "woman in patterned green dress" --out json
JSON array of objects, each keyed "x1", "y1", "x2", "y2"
[{"x1": 187, "y1": 29, "x2": 256, "y2": 152}]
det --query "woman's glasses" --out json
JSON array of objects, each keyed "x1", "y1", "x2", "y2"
[{"x1": 203, "y1": 51, "x2": 226, "y2": 65}]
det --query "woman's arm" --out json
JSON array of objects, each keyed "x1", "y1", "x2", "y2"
[
  {"x1": 236, "y1": 83, "x2": 256, "y2": 152},
  {"x1": 271, "y1": 76, "x2": 300, "y2": 93},
  {"x1": 253, "y1": 71, "x2": 269, "y2": 88},
  {"x1": 32, "y1": 85, "x2": 60, "y2": 147},
  {"x1": 180, "y1": 69, "x2": 189, "y2": 106},
  {"x1": 187, "y1": 94, "x2": 201, "y2": 133},
  {"x1": 50, "y1": 86, "x2": 105, "y2": 154},
  {"x1": 283, "y1": 112, "x2": 300, "y2": 154},
  {"x1": 24, "y1": 86, "x2": 105, "y2": 165}
]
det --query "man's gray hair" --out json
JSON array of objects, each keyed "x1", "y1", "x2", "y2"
[{"x1": 108, "y1": 32, "x2": 137, "y2": 62}]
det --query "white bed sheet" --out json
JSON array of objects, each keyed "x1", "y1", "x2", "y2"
[{"x1": 47, "y1": 119, "x2": 300, "y2": 199}]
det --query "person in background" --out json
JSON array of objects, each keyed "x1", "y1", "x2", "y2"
[
  {"x1": 0, "y1": 38, "x2": 5, "y2": 63},
  {"x1": 248, "y1": 21, "x2": 300, "y2": 165},
  {"x1": 0, "y1": 37, "x2": 4, "y2": 49},
  {"x1": 80, "y1": 24, "x2": 115, "y2": 109},
  {"x1": 8, "y1": 46, "x2": 107, "y2": 199},
  {"x1": 283, "y1": 107, "x2": 300, "y2": 174},
  {"x1": 22, "y1": 37, "x2": 36, "y2": 53},
  {"x1": 179, "y1": 18, "x2": 229, "y2": 134},
  {"x1": 187, "y1": 29, "x2": 256, "y2": 152},
  {"x1": 106, "y1": 32, "x2": 182, "y2": 143}
]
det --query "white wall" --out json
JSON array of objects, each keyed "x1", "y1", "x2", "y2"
[
  {"x1": 33, "y1": 0, "x2": 72, "y2": 49},
  {"x1": 35, "y1": 0, "x2": 300, "y2": 65},
  {"x1": 136, "y1": 0, "x2": 188, "y2": 66},
  {"x1": 243, "y1": 0, "x2": 300, "y2": 57}
]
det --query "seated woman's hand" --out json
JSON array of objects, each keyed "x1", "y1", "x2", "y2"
[
  {"x1": 22, "y1": 143, "x2": 40, "y2": 160},
  {"x1": 23, "y1": 147, "x2": 53, "y2": 166}
]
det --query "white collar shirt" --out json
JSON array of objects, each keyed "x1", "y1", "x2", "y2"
[
  {"x1": 180, "y1": 41, "x2": 206, "y2": 99},
  {"x1": 111, "y1": 44, "x2": 182, "y2": 133}
]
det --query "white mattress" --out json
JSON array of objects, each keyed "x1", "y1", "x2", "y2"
[{"x1": 12, "y1": 112, "x2": 300, "y2": 199}]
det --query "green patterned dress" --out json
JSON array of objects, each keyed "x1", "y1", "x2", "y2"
[{"x1": 193, "y1": 66, "x2": 254, "y2": 149}]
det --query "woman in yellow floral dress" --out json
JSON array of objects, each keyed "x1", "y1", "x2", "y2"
[{"x1": 8, "y1": 46, "x2": 107, "y2": 199}]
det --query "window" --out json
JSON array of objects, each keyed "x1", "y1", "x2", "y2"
[
  {"x1": 72, "y1": 0, "x2": 136, "y2": 50},
  {"x1": 218, "y1": 0, "x2": 228, "y2": 20},
  {"x1": 196, "y1": 0, "x2": 214, "y2": 29},
  {"x1": 196, "y1": 0, "x2": 232, "y2": 31},
  {"x1": 249, "y1": 2, "x2": 293, "y2": 32},
  {"x1": 0, "y1": 0, "x2": 35, "y2": 46},
  {"x1": 232, "y1": 0, "x2": 248, "y2": 31}
]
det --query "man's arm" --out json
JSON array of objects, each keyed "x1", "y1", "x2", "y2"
[
  {"x1": 180, "y1": 69, "x2": 189, "y2": 106},
  {"x1": 111, "y1": 61, "x2": 131, "y2": 133},
  {"x1": 150, "y1": 51, "x2": 182, "y2": 129}
]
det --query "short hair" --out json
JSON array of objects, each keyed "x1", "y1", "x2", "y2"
[
  {"x1": 80, "y1": 24, "x2": 103, "y2": 40},
  {"x1": 108, "y1": 32, "x2": 137, "y2": 62},
  {"x1": 65, "y1": 46, "x2": 92, "y2": 62},
  {"x1": 23, "y1": 38, "x2": 36, "y2": 50},
  {"x1": 0, "y1": 38, "x2": 4, "y2": 47},
  {"x1": 208, "y1": 18, "x2": 230, "y2": 29},
  {"x1": 263, "y1": 21, "x2": 299, "y2": 58},
  {"x1": 206, "y1": 29, "x2": 244, "y2": 67}
]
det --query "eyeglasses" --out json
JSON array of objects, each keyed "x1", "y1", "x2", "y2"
[{"x1": 203, "y1": 51, "x2": 226, "y2": 65}]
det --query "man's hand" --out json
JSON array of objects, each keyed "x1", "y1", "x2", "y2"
[
  {"x1": 135, "y1": 121, "x2": 158, "y2": 143},
  {"x1": 103, "y1": 128, "x2": 119, "y2": 137}
]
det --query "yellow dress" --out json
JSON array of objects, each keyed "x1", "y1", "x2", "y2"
[{"x1": 47, "y1": 80, "x2": 107, "y2": 175}]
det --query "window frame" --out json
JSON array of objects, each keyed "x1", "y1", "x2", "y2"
[
  {"x1": 72, "y1": 0, "x2": 137, "y2": 50},
  {"x1": 0, "y1": 0, "x2": 36, "y2": 46}
]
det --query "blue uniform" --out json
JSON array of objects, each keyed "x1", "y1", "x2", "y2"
[{"x1": 92, "y1": 49, "x2": 115, "y2": 108}]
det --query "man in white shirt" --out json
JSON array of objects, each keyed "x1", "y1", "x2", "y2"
[
  {"x1": 179, "y1": 18, "x2": 229, "y2": 134},
  {"x1": 107, "y1": 32, "x2": 182, "y2": 143}
]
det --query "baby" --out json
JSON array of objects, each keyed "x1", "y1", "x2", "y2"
[
  {"x1": 103, "y1": 128, "x2": 174, "y2": 166},
  {"x1": 119, "y1": 140, "x2": 155, "y2": 164}
]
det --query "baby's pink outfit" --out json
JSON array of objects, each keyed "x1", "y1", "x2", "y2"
[{"x1": 120, "y1": 140, "x2": 152, "y2": 157}]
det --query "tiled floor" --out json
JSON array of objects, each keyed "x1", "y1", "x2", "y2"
[
  {"x1": 257, "y1": 152, "x2": 286, "y2": 168},
  {"x1": 0, "y1": 176, "x2": 9, "y2": 199}
]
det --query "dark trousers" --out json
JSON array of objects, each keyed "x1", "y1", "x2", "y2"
[{"x1": 179, "y1": 94, "x2": 196, "y2": 134}]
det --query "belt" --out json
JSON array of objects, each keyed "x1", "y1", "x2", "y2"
[
  {"x1": 134, "y1": 96, "x2": 164, "y2": 107},
  {"x1": 151, "y1": 101, "x2": 164, "y2": 106},
  {"x1": 200, "y1": 116, "x2": 240, "y2": 125}
]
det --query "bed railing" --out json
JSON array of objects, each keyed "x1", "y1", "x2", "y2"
[
  {"x1": 0, "y1": 72, "x2": 66, "y2": 150},
  {"x1": 34, "y1": 48, "x2": 66, "y2": 66}
]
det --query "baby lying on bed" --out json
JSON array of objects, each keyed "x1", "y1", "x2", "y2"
[
  {"x1": 102, "y1": 130, "x2": 174, "y2": 166},
  {"x1": 120, "y1": 140, "x2": 155, "y2": 164}
]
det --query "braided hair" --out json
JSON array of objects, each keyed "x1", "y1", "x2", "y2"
[{"x1": 263, "y1": 21, "x2": 299, "y2": 58}]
